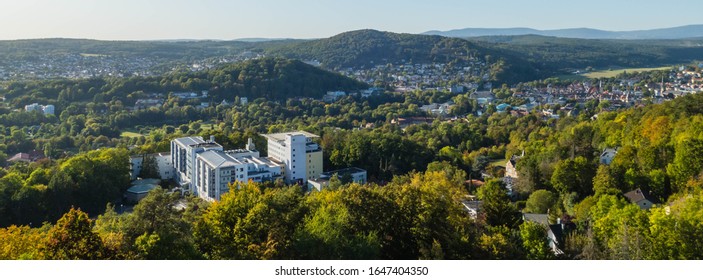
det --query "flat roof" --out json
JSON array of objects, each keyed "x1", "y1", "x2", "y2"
[
  {"x1": 132, "y1": 178, "x2": 161, "y2": 185},
  {"x1": 262, "y1": 131, "x2": 319, "y2": 142},
  {"x1": 127, "y1": 184, "x2": 158, "y2": 194},
  {"x1": 197, "y1": 150, "x2": 241, "y2": 168},
  {"x1": 173, "y1": 136, "x2": 205, "y2": 146},
  {"x1": 321, "y1": 167, "x2": 366, "y2": 177}
]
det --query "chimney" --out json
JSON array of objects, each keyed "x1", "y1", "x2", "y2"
[
  {"x1": 246, "y1": 138, "x2": 255, "y2": 150},
  {"x1": 210, "y1": 135, "x2": 215, "y2": 143}
]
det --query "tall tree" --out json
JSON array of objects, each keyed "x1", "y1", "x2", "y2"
[
  {"x1": 520, "y1": 221, "x2": 554, "y2": 260},
  {"x1": 43, "y1": 208, "x2": 107, "y2": 260},
  {"x1": 140, "y1": 154, "x2": 160, "y2": 179},
  {"x1": 478, "y1": 180, "x2": 521, "y2": 228}
]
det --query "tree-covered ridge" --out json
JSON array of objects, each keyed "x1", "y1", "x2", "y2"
[
  {"x1": 267, "y1": 29, "x2": 478, "y2": 69},
  {"x1": 467, "y1": 35, "x2": 703, "y2": 70},
  {"x1": 1, "y1": 57, "x2": 367, "y2": 107},
  {"x1": 267, "y1": 29, "x2": 542, "y2": 83},
  {"x1": 200, "y1": 57, "x2": 369, "y2": 100}
]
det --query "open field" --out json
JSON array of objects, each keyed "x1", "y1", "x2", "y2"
[
  {"x1": 581, "y1": 66, "x2": 673, "y2": 79},
  {"x1": 488, "y1": 158, "x2": 506, "y2": 168},
  {"x1": 555, "y1": 66, "x2": 674, "y2": 80},
  {"x1": 120, "y1": 131, "x2": 144, "y2": 138},
  {"x1": 200, "y1": 123, "x2": 216, "y2": 130}
]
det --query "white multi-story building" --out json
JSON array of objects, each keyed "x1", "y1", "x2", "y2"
[
  {"x1": 171, "y1": 136, "x2": 223, "y2": 194},
  {"x1": 170, "y1": 136, "x2": 285, "y2": 201},
  {"x1": 42, "y1": 104, "x2": 55, "y2": 115},
  {"x1": 24, "y1": 103, "x2": 55, "y2": 115},
  {"x1": 263, "y1": 131, "x2": 323, "y2": 185},
  {"x1": 194, "y1": 148, "x2": 283, "y2": 201}
]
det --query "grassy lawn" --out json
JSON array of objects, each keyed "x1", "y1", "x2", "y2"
[
  {"x1": 488, "y1": 158, "x2": 506, "y2": 168},
  {"x1": 581, "y1": 66, "x2": 673, "y2": 79},
  {"x1": 200, "y1": 123, "x2": 216, "y2": 130},
  {"x1": 120, "y1": 131, "x2": 144, "y2": 138}
]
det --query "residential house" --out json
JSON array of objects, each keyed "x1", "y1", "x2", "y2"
[
  {"x1": 461, "y1": 199, "x2": 482, "y2": 220},
  {"x1": 599, "y1": 148, "x2": 618, "y2": 165},
  {"x1": 7, "y1": 150, "x2": 45, "y2": 164},
  {"x1": 547, "y1": 219, "x2": 576, "y2": 255},
  {"x1": 523, "y1": 213, "x2": 549, "y2": 226},
  {"x1": 624, "y1": 188, "x2": 655, "y2": 210}
]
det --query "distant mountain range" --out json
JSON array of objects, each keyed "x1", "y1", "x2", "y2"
[{"x1": 423, "y1": 25, "x2": 703, "y2": 40}]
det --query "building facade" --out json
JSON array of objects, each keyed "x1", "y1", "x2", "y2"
[
  {"x1": 129, "y1": 152, "x2": 174, "y2": 181},
  {"x1": 171, "y1": 136, "x2": 223, "y2": 194},
  {"x1": 194, "y1": 148, "x2": 283, "y2": 201},
  {"x1": 170, "y1": 136, "x2": 286, "y2": 201},
  {"x1": 263, "y1": 131, "x2": 323, "y2": 184},
  {"x1": 24, "y1": 103, "x2": 55, "y2": 115}
]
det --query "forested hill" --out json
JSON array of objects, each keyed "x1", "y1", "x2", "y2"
[
  {"x1": 200, "y1": 57, "x2": 369, "y2": 100},
  {"x1": 267, "y1": 29, "x2": 477, "y2": 69},
  {"x1": 466, "y1": 35, "x2": 703, "y2": 70},
  {"x1": 265, "y1": 29, "x2": 544, "y2": 83},
  {"x1": 2, "y1": 57, "x2": 368, "y2": 108}
]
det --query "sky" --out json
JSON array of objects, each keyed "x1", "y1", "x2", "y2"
[{"x1": 0, "y1": 0, "x2": 701, "y2": 40}]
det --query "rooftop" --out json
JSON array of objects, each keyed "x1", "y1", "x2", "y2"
[
  {"x1": 127, "y1": 184, "x2": 158, "y2": 194},
  {"x1": 173, "y1": 136, "x2": 205, "y2": 147},
  {"x1": 321, "y1": 167, "x2": 367, "y2": 178},
  {"x1": 523, "y1": 213, "x2": 549, "y2": 226},
  {"x1": 624, "y1": 188, "x2": 655, "y2": 204},
  {"x1": 262, "y1": 131, "x2": 319, "y2": 143},
  {"x1": 197, "y1": 150, "x2": 241, "y2": 168}
]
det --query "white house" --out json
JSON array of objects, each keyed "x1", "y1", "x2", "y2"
[{"x1": 600, "y1": 148, "x2": 618, "y2": 165}]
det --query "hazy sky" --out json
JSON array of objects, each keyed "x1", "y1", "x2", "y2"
[{"x1": 1, "y1": 0, "x2": 701, "y2": 40}]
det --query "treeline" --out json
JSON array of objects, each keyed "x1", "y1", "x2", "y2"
[
  {"x1": 0, "y1": 169, "x2": 551, "y2": 260},
  {"x1": 468, "y1": 35, "x2": 703, "y2": 70},
  {"x1": 0, "y1": 149, "x2": 130, "y2": 227}
]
